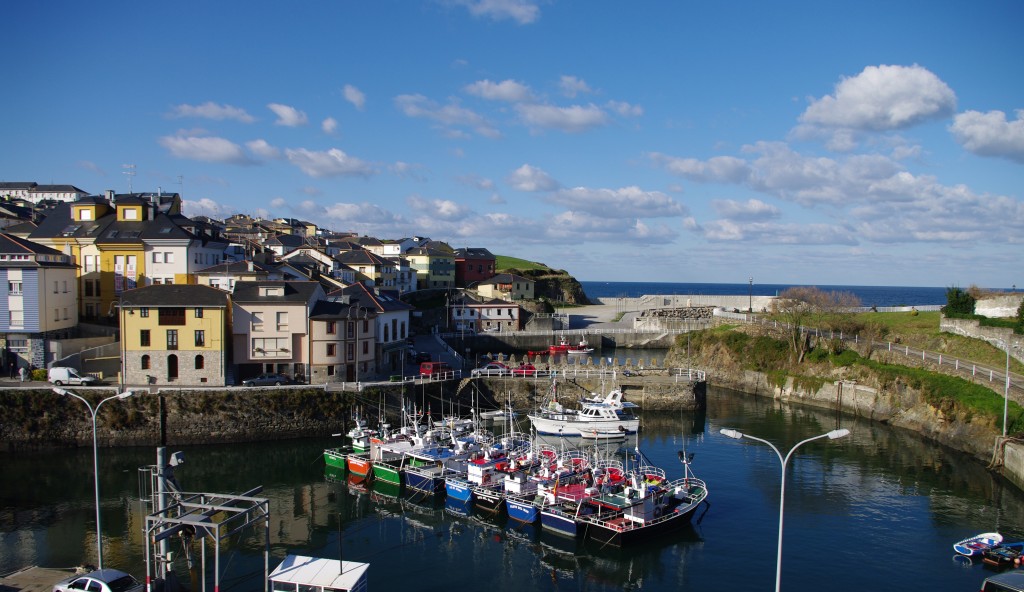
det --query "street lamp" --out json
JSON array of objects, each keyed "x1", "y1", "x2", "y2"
[
  {"x1": 719, "y1": 427, "x2": 850, "y2": 592},
  {"x1": 748, "y1": 277, "x2": 753, "y2": 313},
  {"x1": 53, "y1": 387, "x2": 136, "y2": 570},
  {"x1": 992, "y1": 338, "x2": 1021, "y2": 438}
]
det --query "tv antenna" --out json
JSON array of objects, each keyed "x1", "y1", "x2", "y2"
[{"x1": 123, "y1": 164, "x2": 136, "y2": 194}]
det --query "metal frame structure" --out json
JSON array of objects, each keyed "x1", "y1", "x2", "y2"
[{"x1": 139, "y1": 476, "x2": 270, "y2": 592}]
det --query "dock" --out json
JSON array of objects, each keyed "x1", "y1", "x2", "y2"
[{"x1": 0, "y1": 566, "x2": 79, "y2": 592}]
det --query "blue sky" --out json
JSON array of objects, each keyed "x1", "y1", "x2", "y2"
[{"x1": 3, "y1": 1, "x2": 1022, "y2": 288}]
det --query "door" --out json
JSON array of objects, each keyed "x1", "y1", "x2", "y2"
[{"x1": 167, "y1": 354, "x2": 178, "y2": 381}]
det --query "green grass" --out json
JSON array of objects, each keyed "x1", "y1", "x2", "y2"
[{"x1": 495, "y1": 255, "x2": 551, "y2": 272}]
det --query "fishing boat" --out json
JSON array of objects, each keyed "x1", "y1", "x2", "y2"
[
  {"x1": 982, "y1": 541, "x2": 1024, "y2": 568},
  {"x1": 576, "y1": 450, "x2": 708, "y2": 547},
  {"x1": 346, "y1": 451, "x2": 373, "y2": 479},
  {"x1": 528, "y1": 337, "x2": 593, "y2": 357},
  {"x1": 529, "y1": 386, "x2": 640, "y2": 437},
  {"x1": 954, "y1": 532, "x2": 1004, "y2": 556},
  {"x1": 323, "y1": 446, "x2": 350, "y2": 471},
  {"x1": 402, "y1": 444, "x2": 464, "y2": 495}
]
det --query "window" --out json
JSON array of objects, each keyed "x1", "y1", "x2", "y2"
[
  {"x1": 194, "y1": 308, "x2": 203, "y2": 318},
  {"x1": 140, "y1": 329, "x2": 151, "y2": 347},
  {"x1": 165, "y1": 252, "x2": 174, "y2": 263},
  {"x1": 9, "y1": 310, "x2": 23, "y2": 326},
  {"x1": 141, "y1": 355, "x2": 150, "y2": 369},
  {"x1": 158, "y1": 308, "x2": 186, "y2": 325},
  {"x1": 327, "y1": 343, "x2": 337, "y2": 356},
  {"x1": 326, "y1": 321, "x2": 336, "y2": 334},
  {"x1": 63, "y1": 281, "x2": 68, "y2": 293},
  {"x1": 153, "y1": 252, "x2": 163, "y2": 263},
  {"x1": 346, "y1": 342, "x2": 354, "y2": 361},
  {"x1": 166, "y1": 330, "x2": 178, "y2": 350},
  {"x1": 8, "y1": 281, "x2": 22, "y2": 294},
  {"x1": 347, "y1": 322, "x2": 354, "y2": 339},
  {"x1": 55, "y1": 308, "x2": 60, "y2": 322},
  {"x1": 140, "y1": 307, "x2": 149, "y2": 317},
  {"x1": 362, "y1": 319, "x2": 369, "y2": 333},
  {"x1": 54, "y1": 281, "x2": 59, "y2": 294},
  {"x1": 79, "y1": 209, "x2": 93, "y2": 221},
  {"x1": 195, "y1": 355, "x2": 204, "y2": 370},
  {"x1": 194, "y1": 330, "x2": 205, "y2": 347},
  {"x1": 124, "y1": 208, "x2": 138, "y2": 220},
  {"x1": 276, "y1": 311, "x2": 288, "y2": 331},
  {"x1": 63, "y1": 308, "x2": 69, "y2": 320},
  {"x1": 252, "y1": 312, "x2": 264, "y2": 331},
  {"x1": 84, "y1": 281, "x2": 94, "y2": 297},
  {"x1": 363, "y1": 341, "x2": 369, "y2": 355}
]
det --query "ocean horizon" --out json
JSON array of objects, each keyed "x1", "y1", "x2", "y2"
[{"x1": 579, "y1": 281, "x2": 950, "y2": 308}]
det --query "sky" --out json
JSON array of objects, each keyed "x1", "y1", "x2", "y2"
[{"x1": 3, "y1": 1, "x2": 1023, "y2": 289}]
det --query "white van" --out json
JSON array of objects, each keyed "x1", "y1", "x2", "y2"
[{"x1": 48, "y1": 367, "x2": 100, "y2": 386}]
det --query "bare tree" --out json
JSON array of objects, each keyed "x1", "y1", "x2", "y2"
[{"x1": 773, "y1": 287, "x2": 861, "y2": 361}]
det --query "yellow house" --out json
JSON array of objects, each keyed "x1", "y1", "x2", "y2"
[
  {"x1": 118, "y1": 284, "x2": 230, "y2": 386},
  {"x1": 405, "y1": 246, "x2": 454, "y2": 290}
]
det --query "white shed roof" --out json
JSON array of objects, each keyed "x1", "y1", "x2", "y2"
[{"x1": 269, "y1": 555, "x2": 369, "y2": 591}]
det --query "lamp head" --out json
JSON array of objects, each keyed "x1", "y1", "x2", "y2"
[
  {"x1": 116, "y1": 390, "x2": 135, "y2": 399},
  {"x1": 827, "y1": 428, "x2": 851, "y2": 440},
  {"x1": 719, "y1": 428, "x2": 743, "y2": 440},
  {"x1": 52, "y1": 387, "x2": 70, "y2": 396}
]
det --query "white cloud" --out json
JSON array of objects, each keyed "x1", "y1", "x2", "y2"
[
  {"x1": 456, "y1": 174, "x2": 495, "y2": 191},
  {"x1": 322, "y1": 117, "x2": 339, "y2": 135},
  {"x1": 559, "y1": 75, "x2": 591, "y2": 98},
  {"x1": 507, "y1": 164, "x2": 559, "y2": 192},
  {"x1": 548, "y1": 210, "x2": 679, "y2": 244},
  {"x1": 464, "y1": 79, "x2": 532, "y2": 102},
  {"x1": 950, "y1": 109, "x2": 1024, "y2": 164},
  {"x1": 246, "y1": 139, "x2": 281, "y2": 160},
  {"x1": 268, "y1": 103, "x2": 309, "y2": 127},
  {"x1": 343, "y1": 84, "x2": 366, "y2": 110},
  {"x1": 301, "y1": 186, "x2": 322, "y2": 196},
  {"x1": 390, "y1": 161, "x2": 427, "y2": 181},
  {"x1": 649, "y1": 153, "x2": 751, "y2": 184},
  {"x1": 547, "y1": 186, "x2": 686, "y2": 218},
  {"x1": 711, "y1": 198, "x2": 780, "y2": 221},
  {"x1": 182, "y1": 198, "x2": 232, "y2": 219},
  {"x1": 285, "y1": 148, "x2": 374, "y2": 178},
  {"x1": 515, "y1": 103, "x2": 609, "y2": 133},
  {"x1": 395, "y1": 94, "x2": 500, "y2": 138},
  {"x1": 168, "y1": 101, "x2": 255, "y2": 123},
  {"x1": 607, "y1": 101, "x2": 643, "y2": 117},
  {"x1": 455, "y1": 0, "x2": 540, "y2": 24},
  {"x1": 321, "y1": 202, "x2": 406, "y2": 227},
  {"x1": 407, "y1": 195, "x2": 472, "y2": 220},
  {"x1": 158, "y1": 133, "x2": 254, "y2": 164},
  {"x1": 269, "y1": 197, "x2": 288, "y2": 209},
  {"x1": 699, "y1": 220, "x2": 858, "y2": 245},
  {"x1": 799, "y1": 64, "x2": 956, "y2": 131}
]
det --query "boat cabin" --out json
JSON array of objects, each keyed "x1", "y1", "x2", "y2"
[{"x1": 269, "y1": 554, "x2": 369, "y2": 592}]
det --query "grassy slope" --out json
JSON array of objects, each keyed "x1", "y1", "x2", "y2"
[{"x1": 494, "y1": 255, "x2": 550, "y2": 272}]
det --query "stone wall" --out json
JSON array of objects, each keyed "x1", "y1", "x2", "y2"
[
  {"x1": 941, "y1": 317, "x2": 1024, "y2": 365},
  {"x1": 975, "y1": 294, "x2": 1024, "y2": 319}
]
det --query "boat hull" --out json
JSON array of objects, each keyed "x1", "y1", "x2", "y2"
[
  {"x1": 581, "y1": 500, "x2": 701, "y2": 547},
  {"x1": 529, "y1": 415, "x2": 639, "y2": 437},
  {"x1": 371, "y1": 460, "x2": 403, "y2": 486},
  {"x1": 540, "y1": 503, "x2": 584, "y2": 538},
  {"x1": 446, "y1": 478, "x2": 474, "y2": 502},
  {"x1": 324, "y1": 448, "x2": 348, "y2": 470},
  {"x1": 404, "y1": 466, "x2": 447, "y2": 495},
  {"x1": 472, "y1": 485, "x2": 506, "y2": 515},
  {"x1": 954, "y1": 532, "x2": 1003, "y2": 556},
  {"x1": 506, "y1": 496, "x2": 541, "y2": 524},
  {"x1": 346, "y1": 453, "x2": 372, "y2": 478}
]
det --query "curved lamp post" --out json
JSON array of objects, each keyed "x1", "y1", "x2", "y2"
[
  {"x1": 53, "y1": 387, "x2": 135, "y2": 570},
  {"x1": 991, "y1": 338, "x2": 1022, "y2": 438},
  {"x1": 720, "y1": 427, "x2": 850, "y2": 592}
]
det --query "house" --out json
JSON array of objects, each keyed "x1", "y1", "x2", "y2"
[
  {"x1": 118, "y1": 284, "x2": 230, "y2": 386},
  {"x1": 328, "y1": 282, "x2": 413, "y2": 375},
  {"x1": 308, "y1": 298, "x2": 377, "y2": 383},
  {"x1": 26, "y1": 184, "x2": 90, "y2": 204},
  {"x1": 263, "y1": 233, "x2": 307, "y2": 257},
  {"x1": 337, "y1": 250, "x2": 397, "y2": 288},
  {"x1": 454, "y1": 248, "x2": 496, "y2": 287},
  {"x1": 193, "y1": 260, "x2": 282, "y2": 292},
  {"x1": 449, "y1": 292, "x2": 521, "y2": 333},
  {"x1": 0, "y1": 233, "x2": 79, "y2": 371},
  {"x1": 476, "y1": 273, "x2": 535, "y2": 301},
  {"x1": 231, "y1": 281, "x2": 324, "y2": 382},
  {"x1": 405, "y1": 246, "x2": 454, "y2": 290}
]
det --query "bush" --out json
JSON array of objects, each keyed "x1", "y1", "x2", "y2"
[
  {"x1": 942, "y1": 286, "x2": 975, "y2": 316},
  {"x1": 31, "y1": 369, "x2": 46, "y2": 381}
]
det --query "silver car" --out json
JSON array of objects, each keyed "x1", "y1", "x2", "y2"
[
  {"x1": 53, "y1": 569, "x2": 144, "y2": 592},
  {"x1": 471, "y1": 362, "x2": 510, "y2": 377}
]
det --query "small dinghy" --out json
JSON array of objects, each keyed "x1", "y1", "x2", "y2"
[{"x1": 954, "y1": 532, "x2": 1003, "y2": 556}]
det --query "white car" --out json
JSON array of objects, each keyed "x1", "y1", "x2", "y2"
[
  {"x1": 471, "y1": 362, "x2": 510, "y2": 377},
  {"x1": 53, "y1": 569, "x2": 144, "y2": 592}
]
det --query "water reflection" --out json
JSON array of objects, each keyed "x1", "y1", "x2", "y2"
[{"x1": 1, "y1": 386, "x2": 1023, "y2": 592}]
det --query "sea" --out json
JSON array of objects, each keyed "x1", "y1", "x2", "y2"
[{"x1": 580, "y1": 281, "x2": 949, "y2": 308}]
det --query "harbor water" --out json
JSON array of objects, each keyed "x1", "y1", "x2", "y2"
[{"x1": 2, "y1": 386, "x2": 1022, "y2": 591}]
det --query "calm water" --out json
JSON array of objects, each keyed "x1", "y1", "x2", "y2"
[
  {"x1": 2, "y1": 387, "x2": 1022, "y2": 591},
  {"x1": 580, "y1": 281, "x2": 953, "y2": 307}
]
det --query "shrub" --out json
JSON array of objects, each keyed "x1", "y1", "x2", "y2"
[{"x1": 942, "y1": 286, "x2": 975, "y2": 316}]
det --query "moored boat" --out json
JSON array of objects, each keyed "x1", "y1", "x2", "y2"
[
  {"x1": 954, "y1": 532, "x2": 1003, "y2": 556},
  {"x1": 529, "y1": 385, "x2": 640, "y2": 437},
  {"x1": 323, "y1": 447, "x2": 349, "y2": 471},
  {"x1": 982, "y1": 541, "x2": 1024, "y2": 568}
]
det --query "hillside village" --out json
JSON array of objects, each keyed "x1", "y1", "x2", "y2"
[{"x1": 0, "y1": 182, "x2": 555, "y2": 386}]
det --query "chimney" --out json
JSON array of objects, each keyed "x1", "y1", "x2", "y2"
[{"x1": 105, "y1": 189, "x2": 114, "y2": 201}]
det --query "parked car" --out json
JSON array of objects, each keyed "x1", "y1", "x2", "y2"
[
  {"x1": 471, "y1": 362, "x2": 510, "y2": 377},
  {"x1": 53, "y1": 568, "x2": 143, "y2": 592},
  {"x1": 981, "y1": 571, "x2": 1024, "y2": 592},
  {"x1": 48, "y1": 366, "x2": 100, "y2": 386},
  {"x1": 511, "y1": 363, "x2": 537, "y2": 377},
  {"x1": 242, "y1": 373, "x2": 294, "y2": 387},
  {"x1": 419, "y1": 361, "x2": 453, "y2": 377}
]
